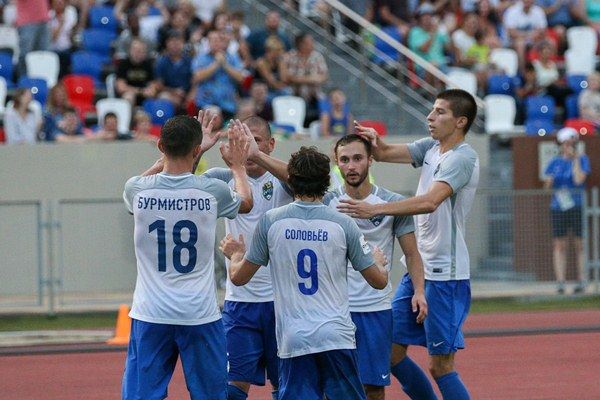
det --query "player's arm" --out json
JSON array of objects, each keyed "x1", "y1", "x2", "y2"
[
  {"x1": 398, "y1": 233, "x2": 428, "y2": 323},
  {"x1": 221, "y1": 121, "x2": 253, "y2": 213},
  {"x1": 360, "y1": 245, "x2": 389, "y2": 289},
  {"x1": 354, "y1": 121, "x2": 413, "y2": 163},
  {"x1": 338, "y1": 181, "x2": 453, "y2": 218},
  {"x1": 240, "y1": 121, "x2": 290, "y2": 183},
  {"x1": 219, "y1": 234, "x2": 262, "y2": 285}
]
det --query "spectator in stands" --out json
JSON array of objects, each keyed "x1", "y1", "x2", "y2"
[
  {"x1": 116, "y1": 37, "x2": 159, "y2": 106},
  {"x1": 43, "y1": 82, "x2": 74, "y2": 139},
  {"x1": 254, "y1": 36, "x2": 292, "y2": 97},
  {"x1": 50, "y1": 107, "x2": 87, "y2": 143},
  {"x1": 578, "y1": 71, "x2": 600, "y2": 124},
  {"x1": 537, "y1": 0, "x2": 580, "y2": 53},
  {"x1": 532, "y1": 40, "x2": 571, "y2": 108},
  {"x1": 114, "y1": 13, "x2": 145, "y2": 60},
  {"x1": 157, "y1": 7, "x2": 194, "y2": 53},
  {"x1": 408, "y1": 3, "x2": 452, "y2": 86},
  {"x1": 49, "y1": 0, "x2": 78, "y2": 78},
  {"x1": 191, "y1": 30, "x2": 246, "y2": 119},
  {"x1": 515, "y1": 62, "x2": 543, "y2": 123},
  {"x1": 133, "y1": 0, "x2": 168, "y2": 50},
  {"x1": 369, "y1": 0, "x2": 412, "y2": 37},
  {"x1": 90, "y1": 112, "x2": 124, "y2": 141},
  {"x1": 474, "y1": 0, "x2": 503, "y2": 50},
  {"x1": 249, "y1": 80, "x2": 274, "y2": 122},
  {"x1": 230, "y1": 10, "x2": 252, "y2": 68},
  {"x1": 578, "y1": 0, "x2": 600, "y2": 33},
  {"x1": 132, "y1": 110, "x2": 159, "y2": 142},
  {"x1": 320, "y1": 87, "x2": 354, "y2": 137},
  {"x1": 544, "y1": 127, "x2": 591, "y2": 294},
  {"x1": 15, "y1": 0, "x2": 50, "y2": 75},
  {"x1": 192, "y1": 0, "x2": 224, "y2": 29},
  {"x1": 503, "y1": 0, "x2": 548, "y2": 73},
  {"x1": 4, "y1": 88, "x2": 41, "y2": 144},
  {"x1": 282, "y1": 32, "x2": 328, "y2": 125},
  {"x1": 452, "y1": 13, "x2": 479, "y2": 67},
  {"x1": 247, "y1": 10, "x2": 291, "y2": 60},
  {"x1": 155, "y1": 30, "x2": 192, "y2": 111}
]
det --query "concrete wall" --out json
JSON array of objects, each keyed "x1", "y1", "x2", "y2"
[{"x1": 0, "y1": 135, "x2": 489, "y2": 311}]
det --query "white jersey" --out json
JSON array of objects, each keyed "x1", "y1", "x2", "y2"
[
  {"x1": 246, "y1": 201, "x2": 375, "y2": 358},
  {"x1": 204, "y1": 168, "x2": 293, "y2": 302},
  {"x1": 123, "y1": 172, "x2": 241, "y2": 325},
  {"x1": 324, "y1": 185, "x2": 414, "y2": 312},
  {"x1": 407, "y1": 138, "x2": 479, "y2": 281}
]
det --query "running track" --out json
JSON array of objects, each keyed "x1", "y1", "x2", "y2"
[{"x1": 2, "y1": 310, "x2": 600, "y2": 399}]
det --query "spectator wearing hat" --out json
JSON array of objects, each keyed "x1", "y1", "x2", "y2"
[
  {"x1": 544, "y1": 127, "x2": 591, "y2": 295},
  {"x1": 155, "y1": 31, "x2": 192, "y2": 111}
]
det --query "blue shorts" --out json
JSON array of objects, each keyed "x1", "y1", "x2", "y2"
[
  {"x1": 122, "y1": 318, "x2": 226, "y2": 400},
  {"x1": 351, "y1": 310, "x2": 392, "y2": 386},
  {"x1": 279, "y1": 349, "x2": 366, "y2": 400},
  {"x1": 392, "y1": 273, "x2": 471, "y2": 355},
  {"x1": 222, "y1": 301, "x2": 278, "y2": 386}
]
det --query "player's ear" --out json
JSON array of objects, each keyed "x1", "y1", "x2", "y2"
[
  {"x1": 192, "y1": 144, "x2": 202, "y2": 159},
  {"x1": 456, "y1": 116, "x2": 468, "y2": 131}
]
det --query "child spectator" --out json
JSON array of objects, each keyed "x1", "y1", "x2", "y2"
[
  {"x1": 320, "y1": 88, "x2": 354, "y2": 137},
  {"x1": 132, "y1": 110, "x2": 159, "y2": 142},
  {"x1": 51, "y1": 107, "x2": 87, "y2": 143},
  {"x1": 90, "y1": 112, "x2": 126, "y2": 141}
]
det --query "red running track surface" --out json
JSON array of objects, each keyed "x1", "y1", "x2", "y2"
[{"x1": 2, "y1": 331, "x2": 600, "y2": 399}]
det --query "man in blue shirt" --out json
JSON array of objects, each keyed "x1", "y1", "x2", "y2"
[
  {"x1": 155, "y1": 31, "x2": 192, "y2": 111},
  {"x1": 192, "y1": 30, "x2": 246, "y2": 118},
  {"x1": 544, "y1": 127, "x2": 591, "y2": 294}
]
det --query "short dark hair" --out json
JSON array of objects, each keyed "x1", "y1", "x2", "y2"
[
  {"x1": 243, "y1": 116, "x2": 271, "y2": 138},
  {"x1": 104, "y1": 112, "x2": 117, "y2": 122},
  {"x1": 436, "y1": 89, "x2": 477, "y2": 133},
  {"x1": 160, "y1": 115, "x2": 202, "y2": 157},
  {"x1": 334, "y1": 134, "x2": 372, "y2": 157},
  {"x1": 295, "y1": 32, "x2": 310, "y2": 48},
  {"x1": 287, "y1": 146, "x2": 330, "y2": 198}
]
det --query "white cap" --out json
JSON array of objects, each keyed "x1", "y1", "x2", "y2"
[{"x1": 556, "y1": 127, "x2": 578, "y2": 143}]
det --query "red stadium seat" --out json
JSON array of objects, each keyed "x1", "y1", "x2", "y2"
[
  {"x1": 564, "y1": 118, "x2": 596, "y2": 137},
  {"x1": 358, "y1": 119, "x2": 388, "y2": 136},
  {"x1": 63, "y1": 74, "x2": 95, "y2": 119},
  {"x1": 0, "y1": 127, "x2": 5, "y2": 143}
]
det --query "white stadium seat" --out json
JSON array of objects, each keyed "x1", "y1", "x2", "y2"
[
  {"x1": 26, "y1": 51, "x2": 60, "y2": 88},
  {"x1": 96, "y1": 98, "x2": 132, "y2": 134},
  {"x1": 484, "y1": 94, "x2": 516, "y2": 134},
  {"x1": 273, "y1": 95, "x2": 306, "y2": 133},
  {"x1": 447, "y1": 67, "x2": 478, "y2": 95},
  {"x1": 565, "y1": 49, "x2": 596, "y2": 76},
  {"x1": 567, "y1": 26, "x2": 597, "y2": 55},
  {"x1": 490, "y1": 48, "x2": 519, "y2": 77}
]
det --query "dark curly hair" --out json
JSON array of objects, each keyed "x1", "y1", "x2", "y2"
[{"x1": 287, "y1": 146, "x2": 330, "y2": 199}]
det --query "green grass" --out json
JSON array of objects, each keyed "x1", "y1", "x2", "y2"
[{"x1": 0, "y1": 296, "x2": 599, "y2": 332}]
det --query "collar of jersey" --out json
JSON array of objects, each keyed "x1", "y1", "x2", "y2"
[
  {"x1": 158, "y1": 172, "x2": 193, "y2": 178},
  {"x1": 294, "y1": 200, "x2": 324, "y2": 207}
]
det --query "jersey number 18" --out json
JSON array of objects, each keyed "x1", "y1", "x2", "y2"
[{"x1": 149, "y1": 219, "x2": 198, "y2": 273}]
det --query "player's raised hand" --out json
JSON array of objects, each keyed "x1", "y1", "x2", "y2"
[
  {"x1": 412, "y1": 292, "x2": 428, "y2": 324},
  {"x1": 354, "y1": 121, "x2": 380, "y2": 147},
  {"x1": 239, "y1": 120, "x2": 260, "y2": 161},
  {"x1": 219, "y1": 233, "x2": 246, "y2": 260},
  {"x1": 197, "y1": 109, "x2": 221, "y2": 153},
  {"x1": 337, "y1": 198, "x2": 377, "y2": 219}
]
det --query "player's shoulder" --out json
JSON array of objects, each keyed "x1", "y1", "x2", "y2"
[
  {"x1": 373, "y1": 185, "x2": 406, "y2": 203},
  {"x1": 124, "y1": 174, "x2": 158, "y2": 193},
  {"x1": 447, "y1": 142, "x2": 479, "y2": 167},
  {"x1": 203, "y1": 167, "x2": 233, "y2": 183}
]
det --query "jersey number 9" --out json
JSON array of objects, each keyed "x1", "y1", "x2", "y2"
[{"x1": 297, "y1": 248, "x2": 318, "y2": 295}]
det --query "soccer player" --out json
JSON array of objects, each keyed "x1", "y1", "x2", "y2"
[
  {"x1": 121, "y1": 113, "x2": 253, "y2": 400},
  {"x1": 203, "y1": 116, "x2": 293, "y2": 400},
  {"x1": 337, "y1": 89, "x2": 479, "y2": 400},
  {"x1": 220, "y1": 145, "x2": 389, "y2": 400},
  {"x1": 324, "y1": 134, "x2": 428, "y2": 400}
]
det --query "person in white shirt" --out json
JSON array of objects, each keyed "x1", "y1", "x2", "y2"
[
  {"x1": 220, "y1": 142, "x2": 389, "y2": 400},
  {"x1": 503, "y1": 0, "x2": 547, "y2": 72},
  {"x1": 121, "y1": 112, "x2": 253, "y2": 400},
  {"x1": 338, "y1": 89, "x2": 479, "y2": 400}
]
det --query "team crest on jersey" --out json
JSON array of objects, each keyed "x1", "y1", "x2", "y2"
[
  {"x1": 369, "y1": 215, "x2": 384, "y2": 227},
  {"x1": 262, "y1": 181, "x2": 274, "y2": 200}
]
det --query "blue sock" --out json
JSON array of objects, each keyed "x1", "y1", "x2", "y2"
[
  {"x1": 227, "y1": 384, "x2": 248, "y2": 400},
  {"x1": 391, "y1": 356, "x2": 438, "y2": 400},
  {"x1": 435, "y1": 371, "x2": 470, "y2": 400},
  {"x1": 271, "y1": 389, "x2": 279, "y2": 400}
]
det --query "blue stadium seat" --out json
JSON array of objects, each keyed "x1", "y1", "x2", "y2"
[
  {"x1": 18, "y1": 77, "x2": 48, "y2": 106},
  {"x1": 525, "y1": 95, "x2": 555, "y2": 121},
  {"x1": 487, "y1": 74, "x2": 515, "y2": 96},
  {"x1": 372, "y1": 26, "x2": 402, "y2": 65},
  {"x1": 89, "y1": 6, "x2": 118, "y2": 32},
  {"x1": 71, "y1": 51, "x2": 105, "y2": 87},
  {"x1": 566, "y1": 74, "x2": 588, "y2": 94},
  {"x1": 0, "y1": 51, "x2": 15, "y2": 88},
  {"x1": 143, "y1": 99, "x2": 175, "y2": 125},
  {"x1": 82, "y1": 29, "x2": 116, "y2": 61},
  {"x1": 565, "y1": 94, "x2": 580, "y2": 120},
  {"x1": 525, "y1": 119, "x2": 555, "y2": 136}
]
